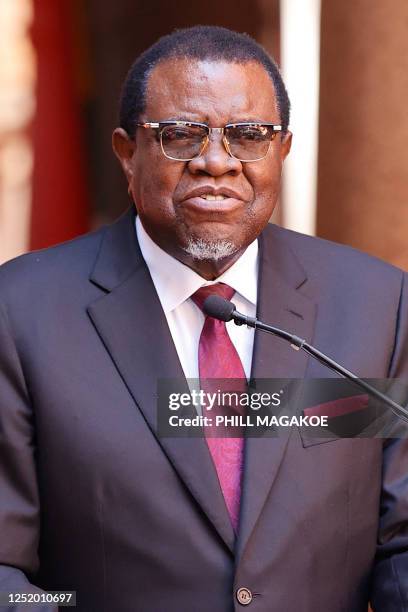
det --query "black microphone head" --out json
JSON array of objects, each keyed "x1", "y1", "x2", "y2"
[{"x1": 203, "y1": 295, "x2": 236, "y2": 322}]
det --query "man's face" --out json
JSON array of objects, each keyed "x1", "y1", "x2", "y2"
[{"x1": 113, "y1": 58, "x2": 291, "y2": 272}]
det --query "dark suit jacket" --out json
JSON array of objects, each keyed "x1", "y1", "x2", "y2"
[{"x1": 0, "y1": 208, "x2": 407, "y2": 611}]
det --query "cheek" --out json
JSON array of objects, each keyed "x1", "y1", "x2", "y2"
[
  {"x1": 131, "y1": 152, "x2": 182, "y2": 218},
  {"x1": 246, "y1": 162, "x2": 282, "y2": 211}
]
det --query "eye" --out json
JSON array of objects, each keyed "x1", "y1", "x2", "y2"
[
  {"x1": 234, "y1": 126, "x2": 269, "y2": 141},
  {"x1": 162, "y1": 127, "x2": 193, "y2": 142}
]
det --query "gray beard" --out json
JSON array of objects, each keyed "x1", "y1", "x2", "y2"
[{"x1": 182, "y1": 238, "x2": 237, "y2": 261}]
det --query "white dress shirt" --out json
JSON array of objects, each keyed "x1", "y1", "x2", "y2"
[{"x1": 136, "y1": 216, "x2": 258, "y2": 381}]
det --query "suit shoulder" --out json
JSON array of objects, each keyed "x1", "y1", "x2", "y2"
[
  {"x1": 266, "y1": 224, "x2": 404, "y2": 284},
  {"x1": 0, "y1": 226, "x2": 106, "y2": 304}
]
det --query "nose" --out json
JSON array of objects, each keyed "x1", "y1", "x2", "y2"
[{"x1": 187, "y1": 129, "x2": 242, "y2": 177}]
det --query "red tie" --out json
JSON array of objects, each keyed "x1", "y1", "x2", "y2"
[{"x1": 191, "y1": 283, "x2": 246, "y2": 532}]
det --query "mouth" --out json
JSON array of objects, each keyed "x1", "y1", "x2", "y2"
[
  {"x1": 180, "y1": 186, "x2": 245, "y2": 214},
  {"x1": 182, "y1": 185, "x2": 243, "y2": 201},
  {"x1": 199, "y1": 194, "x2": 229, "y2": 201}
]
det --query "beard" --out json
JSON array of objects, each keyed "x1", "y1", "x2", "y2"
[{"x1": 182, "y1": 237, "x2": 238, "y2": 261}]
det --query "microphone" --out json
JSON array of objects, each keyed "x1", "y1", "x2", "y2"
[
  {"x1": 203, "y1": 295, "x2": 408, "y2": 423},
  {"x1": 203, "y1": 295, "x2": 301, "y2": 345},
  {"x1": 203, "y1": 294, "x2": 236, "y2": 322}
]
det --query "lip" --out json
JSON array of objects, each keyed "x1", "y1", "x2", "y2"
[
  {"x1": 181, "y1": 185, "x2": 244, "y2": 201},
  {"x1": 181, "y1": 196, "x2": 243, "y2": 215}
]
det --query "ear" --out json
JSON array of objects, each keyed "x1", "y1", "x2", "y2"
[
  {"x1": 112, "y1": 128, "x2": 136, "y2": 184},
  {"x1": 280, "y1": 130, "x2": 292, "y2": 161}
]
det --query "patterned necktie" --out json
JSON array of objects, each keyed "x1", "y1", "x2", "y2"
[{"x1": 191, "y1": 283, "x2": 246, "y2": 532}]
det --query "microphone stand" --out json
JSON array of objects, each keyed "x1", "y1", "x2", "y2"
[{"x1": 229, "y1": 306, "x2": 408, "y2": 424}]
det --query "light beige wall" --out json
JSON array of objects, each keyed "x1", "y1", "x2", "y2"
[
  {"x1": 0, "y1": 0, "x2": 35, "y2": 264},
  {"x1": 317, "y1": 1, "x2": 408, "y2": 270}
]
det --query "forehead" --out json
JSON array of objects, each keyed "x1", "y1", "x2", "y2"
[{"x1": 144, "y1": 58, "x2": 279, "y2": 123}]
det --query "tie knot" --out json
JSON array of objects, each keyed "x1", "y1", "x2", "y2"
[{"x1": 191, "y1": 283, "x2": 235, "y2": 312}]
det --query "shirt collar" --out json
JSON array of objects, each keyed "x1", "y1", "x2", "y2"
[{"x1": 136, "y1": 216, "x2": 258, "y2": 314}]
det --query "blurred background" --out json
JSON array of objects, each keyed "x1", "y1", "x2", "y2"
[{"x1": 0, "y1": 0, "x2": 407, "y2": 269}]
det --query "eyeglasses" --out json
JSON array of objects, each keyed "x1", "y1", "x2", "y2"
[{"x1": 135, "y1": 120, "x2": 283, "y2": 162}]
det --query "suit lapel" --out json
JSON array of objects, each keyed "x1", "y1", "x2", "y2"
[
  {"x1": 87, "y1": 209, "x2": 235, "y2": 552},
  {"x1": 236, "y1": 225, "x2": 317, "y2": 560}
]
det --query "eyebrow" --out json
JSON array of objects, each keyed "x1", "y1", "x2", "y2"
[
  {"x1": 154, "y1": 117, "x2": 276, "y2": 124},
  {"x1": 161, "y1": 116, "x2": 203, "y2": 123}
]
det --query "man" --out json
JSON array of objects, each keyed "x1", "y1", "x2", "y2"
[{"x1": 0, "y1": 26, "x2": 407, "y2": 611}]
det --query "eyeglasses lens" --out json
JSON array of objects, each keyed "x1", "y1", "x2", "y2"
[
  {"x1": 161, "y1": 125, "x2": 207, "y2": 160},
  {"x1": 226, "y1": 125, "x2": 274, "y2": 161}
]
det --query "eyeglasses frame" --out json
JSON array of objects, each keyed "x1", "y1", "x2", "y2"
[{"x1": 135, "y1": 120, "x2": 283, "y2": 162}]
